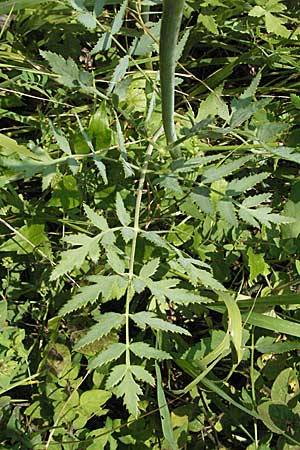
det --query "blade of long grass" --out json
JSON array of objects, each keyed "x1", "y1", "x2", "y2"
[{"x1": 155, "y1": 362, "x2": 178, "y2": 450}]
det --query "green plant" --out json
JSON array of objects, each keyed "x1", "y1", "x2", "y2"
[{"x1": 1, "y1": 1, "x2": 300, "y2": 449}]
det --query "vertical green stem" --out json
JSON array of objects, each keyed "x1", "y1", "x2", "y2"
[
  {"x1": 125, "y1": 127, "x2": 164, "y2": 366},
  {"x1": 160, "y1": 0, "x2": 185, "y2": 158}
]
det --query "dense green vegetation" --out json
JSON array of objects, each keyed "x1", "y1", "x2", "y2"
[{"x1": 1, "y1": 0, "x2": 300, "y2": 448}]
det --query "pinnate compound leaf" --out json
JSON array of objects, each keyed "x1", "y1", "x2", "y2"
[
  {"x1": 131, "y1": 365, "x2": 155, "y2": 386},
  {"x1": 74, "y1": 313, "x2": 125, "y2": 350},
  {"x1": 139, "y1": 258, "x2": 160, "y2": 279},
  {"x1": 116, "y1": 193, "x2": 131, "y2": 226},
  {"x1": 114, "y1": 369, "x2": 142, "y2": 417},
  {"x1": 89, "y1": 343, "x2": 126, "y2": 369},
  {"x1": 131, "y1": 312, "x2": 191, "y2": 336},
  {"x1": 130, "y1": 342, "x2": 171, "y2": 361},
  {"x1": 83, "y1": 204, "x2": 109, "y2": 231}
]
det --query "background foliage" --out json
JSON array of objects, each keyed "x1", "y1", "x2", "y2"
[{"x1": 1, "y1": 0, "x2": 300, "y2": 448}]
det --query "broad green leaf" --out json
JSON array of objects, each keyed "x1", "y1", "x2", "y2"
[
  {"x1": 49, "y1": 175, "x2": 81, "y2": 210},
  {"x1": 220, "y1": 292, "x2": 243, "y2": 364},
  {"x1": 105, "y1": 364, "x2": 127, "y2": 389},
  {"x1": 142, "y1": 231, "x2": 169, "y2": 249},
  {"x1": 0, "y1": 0, "x2": 47, "y2": 13},
  {"x1": 271, "y1": 368, "x2": 298, "y2": 404},
  {"x1": 195, "y1": 269, "x2": 225, "y2": 291},
  {"x1": 107, "y1": 55, "x2": 129, "y2": 94},
  {"x1": 40, "y1": 50, "x2": 93, "y2": 90},
  {"x1": 121, "y1": 227, "x2": 134, "y2": 243},
  {"x1": 139, "y1": 258, "x2": 160, "y2": 279},
  {"x1": 74, "y1": 313, "x2": 125, "y2": 350},
  {"x1": 84, "y1": 204, "x2": 109, "y2": 231},
  {"x1": 131, "y1": 365, "x2": 155, "y2": 386},
  {"x1": 257, "y1": 402, "x2": 297, "y2": 434},
  {"x1": 89, "y1": 343, "x2": 126, "y2": 369},
  {"x1": 114, "y1": 369, "x2": 142, "y2": 417},
  {"x1": 196, "y1": 85, "x2": 229, "y2": 122},
  {"x1": 256, "y1": 336, "x2": 300, "y2": 354},
  {"x1": 50, "y1": 235, "x2": 100, "y2": 280},
  {"x1": 59, "y1": 283, "x2": 101, "y2": 316},
  {"x1": 282, "y1": 181, "x2": 300, "y2": 238},
  {"x1": 130, "y1": 342, "x2": 171, "y2": 361},
  {"x1": 76, "y1": 11, "x2": 97, "y2": 29},
  {"x1": 49, "y1": 122, "x2": 71, "y2": 156},
  {"x1": 265, "y1": 11, "x2": 289, "y2": 37},
  {"x1": 217, "y1": 199, "x2": 238, "y2": 227},
  {"x1": 197, "y1": 14, "x2": 218, "y2": 35},
  {"x1": 94, "y1": 0, "x2": 105, "y2": 15},
  {"x1": 247, "y1": 248, "x2": 270, "y2": 283},
  {"x1": 89, "y1": 103, "x2": 112, "y2": 150},
  {"x1": 155, "y1": 363, "x2": 177, "y2": 450},
  {"x1": 133, "y1": 20, "x2": 160, "y2": 56},
  {"x1": 80, "y1": 390, "x2": 111, "y2": 416},
  {"x1": 240, "y1": 71, "x2": 262, "y2": 99},
  {"x1": 87, "y1": 274, "x2": 128, "y2": 302},
  {"x1": 146, "y1": 279, "x2": 212, "y2": 305},
  {"x1": 93, "y1": 155, "x2": 108, "y2": 184},
  {"x1": 131, "y1": 312, "x2": 191, "y2": 336},
  {"x1": 230, "y1": 98, "x2": 272, "y2": 128},
  {"x1": 107, "y1": 248, "x2": 125, "y2": 273},
  {"x1": 202, "y1": 156, "x2": 252, "y2": 183},
  {"x1": 242, "y1": 311, "x2": 300, "y2": 338},
  {"x1": 227, "y1": 173, "x2": 269, "y2": 197},
  {"x1": 111, "y1": 0, "x2": 128, "y2": 34},
  {"x1": 0, "y1": 223, "x2": 51, "y2": 256},
  {"x1": 190, "y1": 187, "x2": 214, "y2": 214},
  {"x1": 116, "y1": 193, "x2": 131, "y2": 226},
  {"x1": 249, "y1": 5, "x2": 265, "y2": 17},
  {"x1": 0, "y1": 134, "x2": 39, "y2": 159},
  {"x1": 91, "y1": 32, "x2": 112, "y2": 54}
]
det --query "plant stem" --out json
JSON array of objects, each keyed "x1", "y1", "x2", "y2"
[
  {"x1": 160, "y1": 0, "x2": 185, "y2": 158},
  {"x1": 125, "y1": 126, "x2": 164, "y2": 366}
]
